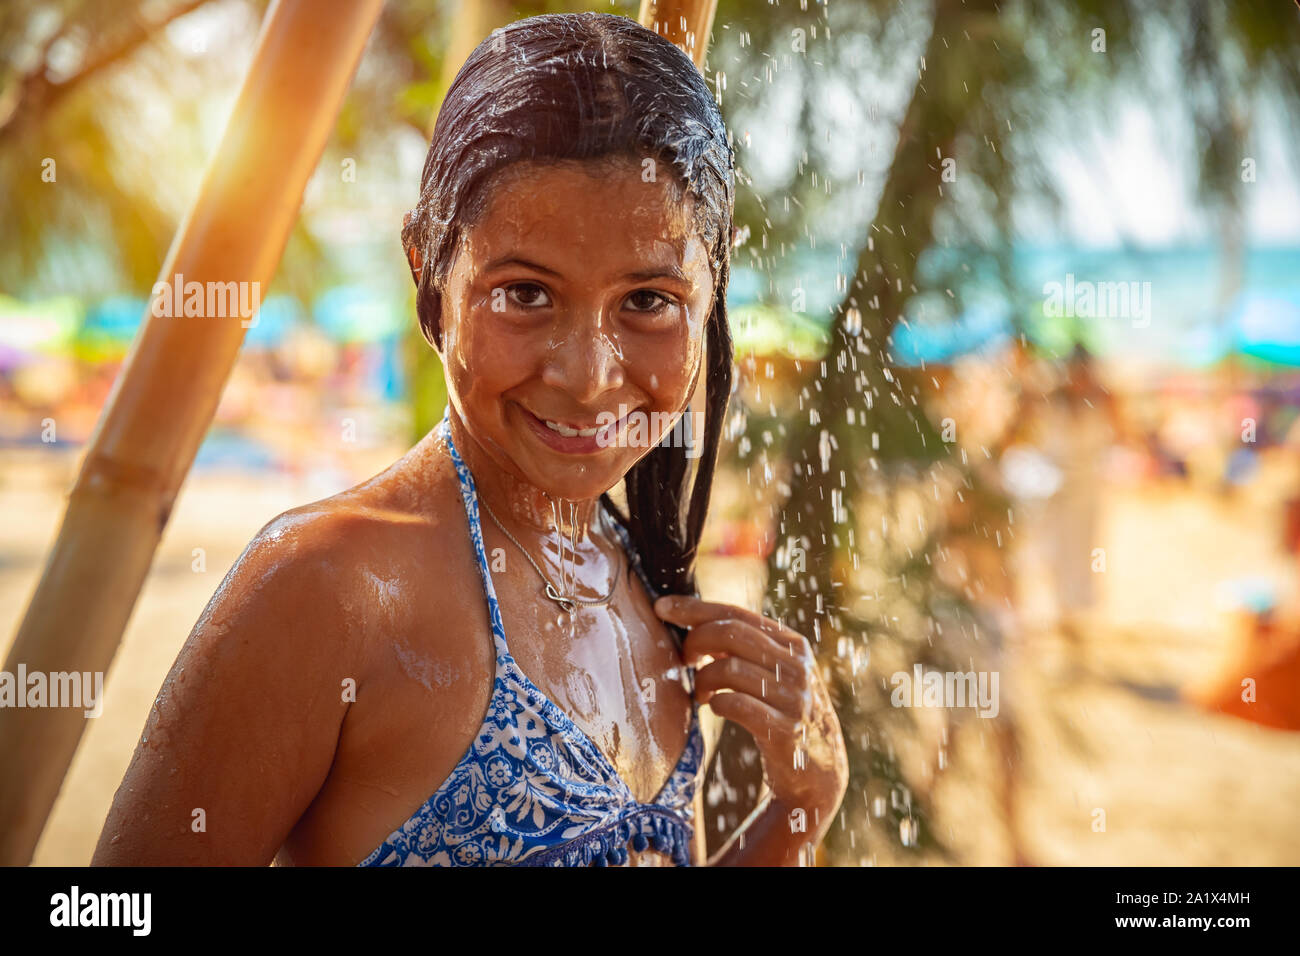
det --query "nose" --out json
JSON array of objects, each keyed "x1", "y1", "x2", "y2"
[{"x1": 541, "y1": 318, "x2": 625, "y2": 404}]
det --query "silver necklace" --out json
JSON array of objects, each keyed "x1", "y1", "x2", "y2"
[{"x1": 479, "y1": 496, "x2": 621, "y2": 614}]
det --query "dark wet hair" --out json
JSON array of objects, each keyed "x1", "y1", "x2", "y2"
[{"x1": 403, "y1": 11, "x2": 736, "y2": 604}]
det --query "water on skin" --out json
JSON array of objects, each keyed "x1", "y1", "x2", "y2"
[
  {"x1": 603, "y1": 602, "x2": 670, "y2": 795},
  {"x1": 393, "y1": 637, "x2": 458, "y2": 692},
  {"x1": 544, "y1": 598, "x2": 672, "y2": 802},
  {"x1": 567, "y1": 501, "x2": 578, "y2": 598},
  {"x1": 521, "y1": 498, "x2": 676, "y2": 803}
]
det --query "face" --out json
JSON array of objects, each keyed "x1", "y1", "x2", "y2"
[{"x1": 431, "y1": 156, "x2": 716, "y2": 501}]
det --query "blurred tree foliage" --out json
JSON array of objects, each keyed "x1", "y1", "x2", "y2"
[{"x1": 705, "y1": 0, "x2": 1300, "y2": 864}]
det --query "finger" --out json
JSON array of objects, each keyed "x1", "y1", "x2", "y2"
[
  {"x1": 681, "y1": 619, "x2": 801, "y2": 673},
  {"x1": 694, "y1": 655, "x2": 806, "y2": 717},
  {"x1": 655, "y1": 594, "x2": 772, "y2": 632},
  {"x1": 704, "y1": 690, "x2": 798, "y2": 745},
  {"x1": 655, "y1": 595, "x2": 806, "y2": 651}
]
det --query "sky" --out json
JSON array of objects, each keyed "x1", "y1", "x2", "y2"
[{"x1": 1042, "y1": 99, "x2": 1300, "y2": 247}]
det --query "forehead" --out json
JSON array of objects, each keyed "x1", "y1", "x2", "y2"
[{"x1": 459, "y1": 158, "x2": 711, "y2": 278}]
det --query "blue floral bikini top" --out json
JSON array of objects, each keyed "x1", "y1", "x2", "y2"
[{"x1": 358, "y1": 417, "x2": 706, "y2": 867}]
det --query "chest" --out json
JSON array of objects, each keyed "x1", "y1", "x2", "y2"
[{"x1": 488, "y1": 560, "x2": 695, "y2": 808}]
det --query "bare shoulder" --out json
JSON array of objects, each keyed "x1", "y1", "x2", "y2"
[
  {"x1": 233, "y1": 429, "x2": 470, "y2": 644},
  {"x1": 92, "y1": 431, "x2": 472, "y2": 865}
]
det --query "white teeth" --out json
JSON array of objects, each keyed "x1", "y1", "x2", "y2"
[
  {"x1": 544, "y1": 420, "x2": 575, "y2": 436},
  {"x1": 544, "y1": 419, "x2": 597, "y2": 438}
]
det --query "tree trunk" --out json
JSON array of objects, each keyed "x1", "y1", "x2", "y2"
[{"x1": 706, "y1": 0, "x2": 1005, "y2": 863}]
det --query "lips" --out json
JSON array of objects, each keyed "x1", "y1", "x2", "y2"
[{"x1": 517, "y1": 404, "x2": 630, "y2": 455}]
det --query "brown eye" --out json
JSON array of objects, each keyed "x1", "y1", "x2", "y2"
[
  {"x1": 506, "y1": 283, "x2": 551, "y2": 308},
  {"x1": 625, "y1": 289, "x2": 670, "y2": 312}
]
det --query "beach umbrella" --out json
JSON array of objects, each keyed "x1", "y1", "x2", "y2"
[
  {"x1": 242, "y1": 294, "x2": 301, "y2": 349},
  {"x1": 0, "y1": 295, "x2": 82, "y2": 364},
  {"x1": 75, "y1": 296, "x2": 146, "y2": 361},
  {"x1": 1228, "y1": 291, "x2": 1300, "y2": 367},
  {"x1": 729, "y1": 302, "x2": 829, "y2": 361},
  {"x1": 889, "y1": 299, "x2": 1012, "y2": 366},
  {"x1": 313, "y1": 285, "x2": 404, "y2": 343}
]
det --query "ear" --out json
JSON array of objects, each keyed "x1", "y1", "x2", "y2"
[
  {"x1": 407, "y1": 244, "x2": 424, "y2": 286},
  {"x1": 402, "y1": 212, "x2": 424, "y2": 285}
]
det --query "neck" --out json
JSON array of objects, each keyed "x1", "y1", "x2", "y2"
[{"x1": 446, "y1": 410, "x2": 601, "y2": 542}]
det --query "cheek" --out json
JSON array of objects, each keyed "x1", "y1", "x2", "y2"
[
  {"x1": 444, "y1": 307, "x2": 531, "y2": 411},
  {"x1": 630, "y1": 325, "x2": 704, "y2": 410}
]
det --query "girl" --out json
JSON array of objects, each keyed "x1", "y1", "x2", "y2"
[{"x1": 94, "y1": 12, "x2": 847, "y2": 867}]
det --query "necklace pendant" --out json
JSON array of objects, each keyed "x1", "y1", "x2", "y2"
[{"x1": 545, "y1": 582, "x2": 578, "y2": 614}]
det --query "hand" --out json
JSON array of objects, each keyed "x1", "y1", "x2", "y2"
[{"x1": 654, "y1": 595, "x2": 849, "y2": 823}]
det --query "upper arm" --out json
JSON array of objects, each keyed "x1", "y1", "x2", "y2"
[{"x1": 92, "y1": 510, "x2": 361, "y2": 866}]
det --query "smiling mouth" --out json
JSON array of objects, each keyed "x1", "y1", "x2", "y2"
[{"x1": 517, "y1": 404, "x2": 632, "y2": 455}]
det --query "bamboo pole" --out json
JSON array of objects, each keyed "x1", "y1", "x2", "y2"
[
  {"x1": 638, "y1": 0, "x2": 719, "y2": 69},
  {"x1": 0, "y1": 0, "x2": 384, "y2": 865}
]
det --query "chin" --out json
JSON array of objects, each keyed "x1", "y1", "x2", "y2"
[{"x1": 526, "y1": 459, "x2": 628, "y2": 502}]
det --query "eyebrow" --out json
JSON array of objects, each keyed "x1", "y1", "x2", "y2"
[
  {"x1": 482, "y1": 255, "x2": 691, "y2": 285},
  {"x1": 484, "y1": 256, "x2": 563, "y2": 278}
]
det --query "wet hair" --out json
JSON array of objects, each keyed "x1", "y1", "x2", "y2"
[{"x1": 403, "y1": 12, "x2": 735, "y2": 606}]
